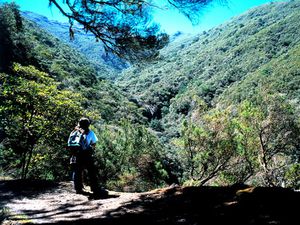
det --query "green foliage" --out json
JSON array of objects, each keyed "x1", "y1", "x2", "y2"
[
  {"x1": 0, "y1": 4, "x2": 149, "y2": 187},
  {"x1": 284, "y1": 164, "x2": 300, "y2": 189},
  {"x1": 85, "y1": 80, "x2": 146, "y2": 123},
  {"x1": 0, "y1": 146, "x2": 20, "y2": 177},
  {"x1": 176, "y1": 93, "x2": 300, "y2": 187},
  {"x1": 0, "y1": 63, "x2": 84, "y2": 178},
  {"x1": 0, "y1": 2, "x2": 32, "y2": 72},
  {"x1": 177, "y1": 107, "x2": 237, "y2": 186},
  {"x1": 116, "y1": 0, "x2": 300, "y2": 189},
  {"x1": 219, "y1": 43, "x2": 300, "y2": 104},
  {"x1": 118, "y1": 0, "x2": 300, "y2": 140},
  {"x1": 94, "y1": 119, "x2": 168, "y2": 192},
  {"x1": 149, "y1": 119, "x2": 164, "y2": 132},
  {"x1": 22, "y1": 11, "x2": 128, "y2": 80},
  {"x1": 1, "y1": 1, "x2": 300, "y2": 191}
]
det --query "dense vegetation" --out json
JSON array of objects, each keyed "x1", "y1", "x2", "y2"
[
  {"x1": 21, "y1": 11, "x2": 128, "y2": 80},
  {"x1": 0, "y1": 3, "x2": 168, "y2": 191},
  {"x1": 0, "y1": 0, "x2": 299, "y2": 191},
  {"x1": 117, "y1": 0, "x2": 300, "y2": 188}
]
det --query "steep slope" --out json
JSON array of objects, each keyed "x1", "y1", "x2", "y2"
[
  {"x1": 218, "y1": 43, "x2": 300, "y2": 105},
  {"x1": 5, "y1": 14, "x2": 143, "y2": 123},
  {"x1": 22, "y1": 11, "x2": 128, "y2": 80},
  {"x1": 1, "y1": 1, "x2": 299, "y2": 191},
  {"x1": 0, "y1": 4, "x2": 148, "y2": 184},
  {"x1": 117, "y1": 0, "x2": 300, "y2": 136},
  {"x1": 21, "y1": 11, "x2": 190, "y2": 80}
]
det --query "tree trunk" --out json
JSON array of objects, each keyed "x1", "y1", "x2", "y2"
[
  {"x1": 21, "y1": 151, "x2": 27, "y2": 179},
  {"x1": 23, "y1": 145, "x2": 34, "y2": 179}
]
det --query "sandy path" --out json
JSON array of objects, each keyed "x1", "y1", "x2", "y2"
[
  {"x1": 1, "y1": 180, "x2": 298, "y2": 225},
  {"x1": 1, "y1": 181, "x2": 144, "y2": 224}
]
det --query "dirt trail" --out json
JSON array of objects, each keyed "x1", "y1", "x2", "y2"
[
  {"x1": 1, "y1": 179, "x2": 299, "y2": 225},
  {"x1": 0, "y1": 180, "x2": 146, "y2": 224}
]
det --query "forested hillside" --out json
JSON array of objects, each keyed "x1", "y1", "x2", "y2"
[
  {"x1": 117, "y1": 0, "x2": 300, "y2": 188},
  {"x1": 21, "y1": 11, "x2": 128, "y2": 80},
  {"x1": 0, "y1": 3, "x2": 167, "y2": 192},
  {"x1": 0, "y1": 0, "x2": 299, "y2": 193},
  {"x1": 118, "y1": 0, "x2": 300, "y2": 129}
]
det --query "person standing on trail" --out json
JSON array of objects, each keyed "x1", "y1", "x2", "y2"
[{"x1": 67, "y1": 117, "x2": 106, "y2": 198}]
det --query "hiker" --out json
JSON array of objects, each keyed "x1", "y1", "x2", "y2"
[{"x1": 67, "y1": 117, "x2": 106, "y2": 198}]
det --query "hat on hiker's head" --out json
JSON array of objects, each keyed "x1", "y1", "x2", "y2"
[{"x1": 79, "y1": 117, "x2": 90, "y2": 130}]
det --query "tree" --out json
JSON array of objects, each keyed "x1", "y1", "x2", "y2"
[
  {"x1": 167, "y1": 0, "x2": 226, "y2": 25},
  {"x1": 0, "y1": 3, "x2": 32, "y2": 72},
  {"x1": 0, "y1": 63, "x2": 85, "y2": 178},
  {"x1": 254, "y1": 95, "x2": 300, "y2": 186},
  {"x1": 234, "y1": 95, "x2": 300, "y2": 187},
  {"x1": 178, "y1": 107, "x2": 237, "y2": 186},
  {"x1": 94, "y1": 119, "x2": 167, "y2": 191},
  {"x1": 49, "y1": 0, "x2": 222, "y2": 60},
  {"x1": 175, "y1": 92, "x2": 300, "y2": 188}
]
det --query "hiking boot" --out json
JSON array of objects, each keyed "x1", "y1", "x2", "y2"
[
  {"x1": 76, "y1": 190, "x2": 90, "y2": 196},
  {"x1": 89, "y1": 189, "x2": 109, "y2": 200}
]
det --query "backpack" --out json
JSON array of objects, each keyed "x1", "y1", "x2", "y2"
[
  {"x1": 68, "y1": 130, "x2": 83, "y2": 148},
  {"x1": 67, "y1": 130, "x2": 90, "y2": 152}
]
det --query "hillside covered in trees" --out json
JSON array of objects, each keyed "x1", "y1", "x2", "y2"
[
  {"x1": 21, "y1": 11, "x2": 128, "y2": 80},
  {"x1": 0, "y1": 2, "x2": 160, "y2": 192},
  {"x1": 117, "y1": 0, "x2": 300, "y2": 188},
  {"x1": 0, "y1": 0, "x2": 299, "y2": 200}
]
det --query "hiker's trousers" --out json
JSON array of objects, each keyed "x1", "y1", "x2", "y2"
[{"x1": 72, "y1": 150, "x2": 98, "y2": 193}]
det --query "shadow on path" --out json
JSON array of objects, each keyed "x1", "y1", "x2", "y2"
[
  {"x1": 1, "y1": 180, "x2": 299, "y2": 225},
  {"x1": 0, "y1": 179, "x2": 59, "y2": 203},
  {"x1": 39, "y1": 185, "x2": 299, "y2": 225}
]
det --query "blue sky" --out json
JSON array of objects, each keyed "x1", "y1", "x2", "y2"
[{"x1": 1, "y1": 0, "x2": 284, "y2": 34}]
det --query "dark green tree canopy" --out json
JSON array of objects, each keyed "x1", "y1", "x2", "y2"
[{"x1": 49, "y1": 0, "x2": 222, "y2": 60}]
